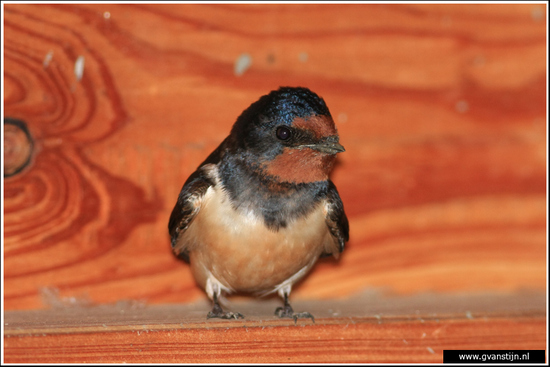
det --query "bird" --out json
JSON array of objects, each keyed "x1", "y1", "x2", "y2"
[{"x1": 168, "y1": 86, "x2": 349, "y2": 323}]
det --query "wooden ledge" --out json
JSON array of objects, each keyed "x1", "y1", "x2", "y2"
[{"x1": 3, "y1": 291, "x2": 546, "y2": 363}]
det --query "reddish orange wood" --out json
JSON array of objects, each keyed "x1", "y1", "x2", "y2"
[
  {"x1": 3, "y1": 4, "x2": 546, "y2": 311},
  {"x1": 3, "y1": 293, "x2": 547, "y2": 363},
  {"x1": 5, "y1": 316, "x2": 546, "y2": 363}
]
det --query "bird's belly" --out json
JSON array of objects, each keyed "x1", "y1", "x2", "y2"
[{"x1": 183, "y1": 186, "x2": 329, "y2": 294}]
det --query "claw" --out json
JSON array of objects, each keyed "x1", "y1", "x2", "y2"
[
  {"x1": 275, "y1": 293, "x2": 315, "y2": 324},
  {"x1": 275, "y1": 305, "x2": 293, "y2": 319},
  {"x1": 207, "y1": 310, "x2": 244, "y2": 320},
  {"x1": 292, "y1": 312, "x2": 315, "y2": 324},
  {"x1": 207, "y1": 293, "x2": 244, "y2": 320}
]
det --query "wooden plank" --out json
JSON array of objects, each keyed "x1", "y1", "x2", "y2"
[
  {"x1": 3, "y1": 3, "x2": 547, "y2": 311},
  {"x1": 3, "y1": 292, "x2": 547, "y2": 363}
]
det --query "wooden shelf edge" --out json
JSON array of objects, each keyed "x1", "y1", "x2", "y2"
[
  {"x1": 3, "y1": 314, "x2": 546, "y2": 363},
  {"x1": 3, "y1": 291, "x2": 547, "y2": 363}
]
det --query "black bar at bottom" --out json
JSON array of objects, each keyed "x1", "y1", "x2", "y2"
[{"x1": 443, "y1": 350, "x2": 545, "y2": 363}]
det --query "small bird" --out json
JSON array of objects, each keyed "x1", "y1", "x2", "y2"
[{"x1": 168, "y1": 87, "x2": 349, "y2": 322}]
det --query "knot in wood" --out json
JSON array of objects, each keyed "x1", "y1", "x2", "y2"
[{"x1": 4, "y1": 118, "x2": 34, "y2": 177}]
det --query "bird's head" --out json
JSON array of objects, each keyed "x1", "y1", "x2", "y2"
[{"x1": 229, "y1": 87, "x2": 345, "y2": 184}]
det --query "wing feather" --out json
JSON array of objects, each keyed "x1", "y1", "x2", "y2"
[
  {"x1": 321, "y1": 180, "x2": 349, "y2": 258},
  {"x1": 168, "y1": 137, "x2": 230, "y2": 262}
]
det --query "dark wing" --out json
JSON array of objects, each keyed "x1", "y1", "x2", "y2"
[
  {"x1": 321, "y1": 180, "x2": 349, "y2": 258},
  {"x1": 168, "y1": 171, "x2": 212, "y2": 262},
  {"x1": 168, "y1": 137, "x2": 230, "y2": 262}
]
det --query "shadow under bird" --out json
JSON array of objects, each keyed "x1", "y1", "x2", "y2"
[{"x1": 168, "y1": 86, "x2": 349, "y2": 322}]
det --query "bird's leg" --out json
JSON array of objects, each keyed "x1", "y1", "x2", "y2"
[
  {"x1": 274, "y1": 291, "x2": 294, "y2": 318},
  {"x1": 275, "y1": 290, "x2": 315, "y2": 324},
  {"x1": 206, "y1": 288, "x2": 244, "y2": 320}
]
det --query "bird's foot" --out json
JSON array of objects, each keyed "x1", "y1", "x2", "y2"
[
  {"x1": 275, "y1": 305, "x2": 315, "y2": 324},
  {"x1": 207, "y1": 303, "x2": 244, "y2": 320}
]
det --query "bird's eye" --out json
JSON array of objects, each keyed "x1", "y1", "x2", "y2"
[{"x1": 276, "y1": 126, "x2": 291, "y2": 141}]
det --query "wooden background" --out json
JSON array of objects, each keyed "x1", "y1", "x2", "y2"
[{"x1": 3, "y1": 4, "x2": 546, "y2": 311}]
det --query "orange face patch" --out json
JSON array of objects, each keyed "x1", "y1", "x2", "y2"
[
  {"x1": 263, "y1": 148, "x2": 336, "y2": 184},
  {"x1": 292, "y1": 115, "x2": 337, "y2": 139}
]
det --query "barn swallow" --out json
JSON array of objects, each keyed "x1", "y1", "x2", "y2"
[{"x1": 168, "y1": 87, "x2": 349, "y2": 323}]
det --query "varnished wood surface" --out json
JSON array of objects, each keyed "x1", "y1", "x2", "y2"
[
  {"x1": 3, "y1": 291, "x2": 546, "y2": 363},
  {"x1": 3, "y1": 4, "x2": 547, "y2": 311}
]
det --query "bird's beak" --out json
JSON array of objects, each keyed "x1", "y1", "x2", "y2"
[{"x1": 302, "y1": 136, "x2": 345, "y2": 155}]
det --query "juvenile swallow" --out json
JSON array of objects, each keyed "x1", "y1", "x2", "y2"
[{"x1": 168, "y1": 87, "x2": 349, "y2": 322}]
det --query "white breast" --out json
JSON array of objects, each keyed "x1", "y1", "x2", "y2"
[{"x1": 180, "y1": 176, "x2": 335, "y2": 295}]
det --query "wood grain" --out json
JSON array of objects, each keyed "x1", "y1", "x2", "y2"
[
  {"x1": 3, "y1": 292, "x2": 547, "y2": 363},
  {"x1": 3, "y1": 4, "x2": 547, "y2": 311},
  {"x1": 6, "y1": 317, "x2": 545, "y2": 363}
]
